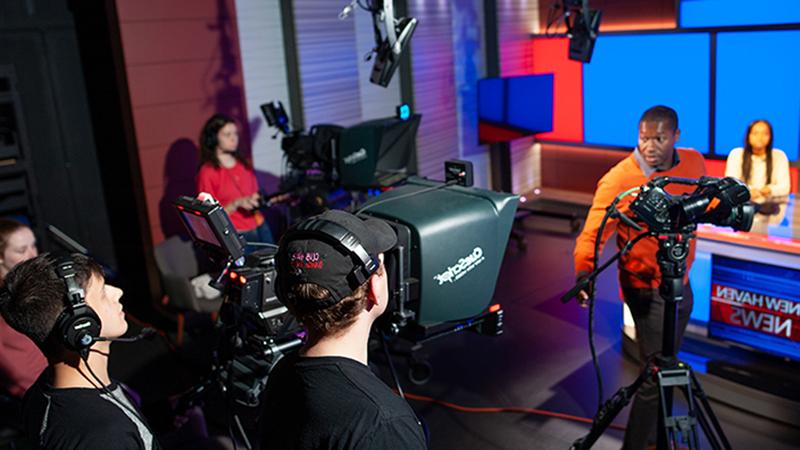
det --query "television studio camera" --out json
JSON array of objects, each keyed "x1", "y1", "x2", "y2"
[
  {"x1": 261, "y1": 100, "x2": 340, "y2": 217},
  {"x1": 563, "y1": 175, "x2": 754, "y2": 450},
  {"x1": 173, "y1": 194, "x2": 302, "y2": 413},
  {"x1": 261, "y1": 99, "x2": 422, "y2": 215},
  {"x1": 354, "y1": 169, "x2": 516, "y2": 383},
  {"x1": 175, "y1": 158, "x2": 519, "y2": 394}
]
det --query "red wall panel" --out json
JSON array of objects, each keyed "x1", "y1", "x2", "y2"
[
  {"x1": 116, "y1": 0, "x2": 250, "y2": 244},
  {"x1": 528, "y1": 38, "x2": 583, "y2": 142}
]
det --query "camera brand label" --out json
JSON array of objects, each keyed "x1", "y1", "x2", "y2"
[
  {"x1": 343, "y1": 148, "x2": 368, "y2": 165},
  {"x1": 433, "y1": 247, "x2": 485, "y2": 285}
]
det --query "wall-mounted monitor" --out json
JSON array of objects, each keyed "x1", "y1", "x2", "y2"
[{"x1": 478, "y1": 74, "x2": 554, "y2": 144}]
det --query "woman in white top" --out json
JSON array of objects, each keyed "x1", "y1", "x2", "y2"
[{"x1": 725, "y1": 119, "x2": 791, "y2": 203}]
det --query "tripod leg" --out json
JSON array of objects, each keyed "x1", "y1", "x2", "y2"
[
  {"x1": 656, "y1": 379, "x2": 671, "y2": 450},
  {"x1": 657, "y1": 366, "x2": 702, "y2": 450},
  {"x1": 689, "y1": 370, "x2": 732, "y2": 450},
  {"x1": 571, "y1": 364, "x2": 654, "y2": 450},
  {"x1": 680, "y1": 384, "x2": 702, "y2": 450},
  {"x1": 692, "y1": 398, "x2": 721, "y2": 450}
]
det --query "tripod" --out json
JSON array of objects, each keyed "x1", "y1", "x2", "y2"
[
  {"x1": 174, "y1": 315, "x2": 303, "y2": 450},
  {"x1": 568, "y1": 232, "x2": 731, "y2": 450}
]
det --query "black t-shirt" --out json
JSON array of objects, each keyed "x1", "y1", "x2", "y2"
[
  {"x1": 23, "y1": 375, "x2": 159, "y2": 450},
  {"x1": 260, "y1": 354, "x2": 427, "y2": 450}
]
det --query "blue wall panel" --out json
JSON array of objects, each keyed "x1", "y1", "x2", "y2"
[
  {"x1": 715, "y1": 30, "x2": 800, "y2": 160},
  {"x1": 681, "y1": 0, "x2": 800, "y2": 28},
  {"x1": 583, "y1": 34, "x2": 710, "y2": 152}
]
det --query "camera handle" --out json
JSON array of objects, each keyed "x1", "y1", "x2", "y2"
[
  {"x1": 210, "y1": 258, "x2": 237, "y2": 292},
  {"x1": 560, "y1": 231, "x2": 650, "y2": 304}
]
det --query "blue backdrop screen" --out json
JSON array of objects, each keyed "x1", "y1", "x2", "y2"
[
  {"x1": 681, "y1": 0, "x2": 800, "y2": 28},
  {"x1": 583, "y1": 34, "x2": 710, "y2": 152},
  {"x1": 715, "y1": 31, "x2": 800, "y2": 160}
]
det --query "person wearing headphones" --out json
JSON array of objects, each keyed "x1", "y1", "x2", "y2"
[
  {"x1": 0, "y1": 253, "x2": 158, "y2": 449},
  {"x1": 260, "y1": 210, "x2": 427, "y2": 449},
  {"x1": 197, "y1": 113, "x2": 274, "y2": 244}
]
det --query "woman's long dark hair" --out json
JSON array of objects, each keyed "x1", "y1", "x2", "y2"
[
  {"x1": 741, "y1": 119, "x2": 773, "y2": 185},
  {"x1": 198, "y1": 113, "x2": 250, "y2": 169}
]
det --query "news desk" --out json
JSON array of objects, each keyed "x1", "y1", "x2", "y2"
[
  {"x1": 624, "y1": 196, "x2": 800, "y2": 427},
  {"x1": 689, "y1": 196, "x2": 800, "y2": 356}
]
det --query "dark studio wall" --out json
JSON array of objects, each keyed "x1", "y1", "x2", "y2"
[{"x1": 0, "y1": 1, "x2": 117, "y2": 268}]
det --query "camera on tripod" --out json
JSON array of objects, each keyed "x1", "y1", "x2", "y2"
[
  {"x1": 630, "y1": 176, "x2": 755, "y2": 234},
  {"x1": 567, "y1": 175, "x2": 754, "y2": 450},
  {"x1": 173, "y1": 195, "x2": 302, "y2": 407},
  {"x1": 260, "y1": 101, "x2": 343, "y2": 216},
  {"x1": 173, "y1": 196, "x2": 283, "y2": 318}
]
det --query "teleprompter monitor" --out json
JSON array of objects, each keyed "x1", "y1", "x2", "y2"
[
  {"x1": 337, "y1": 114, "x2": 421, "y2": 189},
  {"x1": 478, "y1": 74, "x2": 554, "y2": 144}
]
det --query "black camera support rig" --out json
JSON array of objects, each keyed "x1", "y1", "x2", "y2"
[
  {"x1": 567, "y1": 230, "x2": 730, "y2": 450},
  {"x1": 562, "y1": 175, "x2": 754, "y2": 450}
]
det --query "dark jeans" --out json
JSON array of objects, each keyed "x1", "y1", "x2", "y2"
[
  {"x1": 622, "y1": 282, "x2": 694, "y2": 450},
  {"x1": 241, "y1": 222, "x2": 275, "y2": 254}
]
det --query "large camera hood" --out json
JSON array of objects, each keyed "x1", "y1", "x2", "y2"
[{"x1": 362, "y1": 177, "x2": 518, "y2": 324}]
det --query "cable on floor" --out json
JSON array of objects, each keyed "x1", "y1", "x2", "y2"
[{"x1": 401, "y1": 391, "x2": 626, "y2": 432}]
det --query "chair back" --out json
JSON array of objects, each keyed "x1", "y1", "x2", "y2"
[
  {"x1": 154, "y1": 236, "x2": 198, "y2": 278},
  {"x1": 154, "y1": 236, "x2": 202, "y2": 311}
]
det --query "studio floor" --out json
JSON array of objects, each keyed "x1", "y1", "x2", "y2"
[
  {"x1": 375, "y1": 216, "x2": 800, "y2": 450},
  {"x1": 101, "y1": 214, "x2": 800, "y2": 450}
]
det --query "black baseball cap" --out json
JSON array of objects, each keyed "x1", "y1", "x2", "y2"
[{"x1": 276, "y1": 210, "x2": 397, "y2": 312}]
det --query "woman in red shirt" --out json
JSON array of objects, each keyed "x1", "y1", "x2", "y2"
[
  {"x1": 197, "y1": 114, "x2": 274, "y2": 244},
  {"x1": 0, "y1": 219, "x2": 47, "y2": 398}
]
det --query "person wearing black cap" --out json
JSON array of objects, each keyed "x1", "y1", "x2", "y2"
[{"x1": 260, "y1": 210, "x2": 427, "y2": 450}]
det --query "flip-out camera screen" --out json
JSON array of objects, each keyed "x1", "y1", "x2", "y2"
[
  {"x1": 174, "y1": 196, "x2": 246, "y2": 262},
  {"x1": 180, "y1": 210, "x2": 222, "y2": 248}
]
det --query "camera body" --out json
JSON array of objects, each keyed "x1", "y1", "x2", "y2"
[
  {"x1": 174, "y1": 195, "x2": 301, "y2": 406},
  {"x1": 174, "y1": 196, "x2": 281, "y2": 315},
  {"x1": 630, "y1": 176, "x2": 755, "y2": 234}
]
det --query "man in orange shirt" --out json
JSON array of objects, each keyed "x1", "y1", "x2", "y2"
[{"x1": 573, "y1": 105, "x2": 706, "y2": 450}]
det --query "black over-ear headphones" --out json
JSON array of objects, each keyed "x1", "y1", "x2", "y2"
[
  {"x1": 275, "y1": 218, "x2": 379, "y2": 307},
  {"x1": 53, "y1": 257, "x2": 101, "y2": 355}
]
